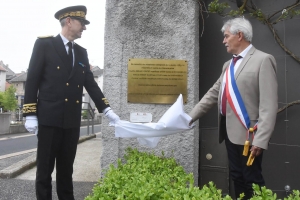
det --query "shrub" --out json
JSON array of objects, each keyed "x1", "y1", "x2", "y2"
[
  {"x1": 85, "y1": 148, "x2": 300, "y2": 200},
  {"x1": 82, "y1": 110, "x2": 88, "y2": 119},
  {"x1": 0, "y1": 85, "x2": 18, "y2": 112},
  {"x1": 251, "y1": 184, "x2": 300, "y2": 200},
  {"x1": 85, "y1": 148, "x2": 231, "y2": 200}
]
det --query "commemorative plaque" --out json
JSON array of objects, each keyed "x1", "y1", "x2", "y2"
[{"x1": 128, "y1": 59, "x2": 187, "y2": 104}]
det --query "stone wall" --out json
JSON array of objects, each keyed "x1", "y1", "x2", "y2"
[
  {"x1": 0, "y1": 119, "x2": 101, "y2": 135},
  {"x1": 101, "y1": 0, "x2": 200, "y2": 184},
  {"x1": 0, "y1": 113, "x2": 11, "y2": 134}
]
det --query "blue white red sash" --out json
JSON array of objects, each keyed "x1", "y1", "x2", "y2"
[{"x1": 225, "y1": 61, "x2": 257, "y2": 132}]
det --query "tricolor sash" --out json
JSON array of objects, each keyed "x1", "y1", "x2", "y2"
[
  {"x1": 225, "y1": 60, "x2": 259, "y2": 165},
  {"x1": 225, "y1": 60, "x2": 259, "y2": 166},
  {"x1": 225, "y1": 60, "x2": 252, "y2": 130}
]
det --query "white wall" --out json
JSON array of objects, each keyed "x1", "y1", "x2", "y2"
[{"x1": 0, "y1": 71, "x2": 6, "y2": 92}]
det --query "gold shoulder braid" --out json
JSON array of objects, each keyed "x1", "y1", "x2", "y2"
[
  {"x1": 23, "y1": 103, "x2": 37, "y2": 114},
  {"x1": 102, "y1": 98, "x2": 109, "y2": 105}
]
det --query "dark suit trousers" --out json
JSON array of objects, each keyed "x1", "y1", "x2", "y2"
[
  {"x1": 224, "y1": 130, "x2": 265, "y2": 199},
  {"x1": 36, "y1": 125, "x2": 80, "y2": 200}
]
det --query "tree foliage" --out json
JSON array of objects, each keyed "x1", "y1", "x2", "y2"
[
  {"x1": 0, "y1": 85, "x2": 18, "y2": 112},
  {"x1": 205, "y1": 0, "x2": 300, "y2": 112},
  {"x1": 207, "y1": 0, "x2": 300, "y2": 63}
]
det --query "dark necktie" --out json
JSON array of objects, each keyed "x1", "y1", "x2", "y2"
[
  {"x1": 221, "y1": 56, "x2": 242, "y2": 116},
  {"x1": 67, "y1": 42, "x2": 73, "y2": 73}
]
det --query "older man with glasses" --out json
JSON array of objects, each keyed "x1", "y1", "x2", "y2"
[{"x1": 23, "y1": 5, "x2": 120, "y2": 200}]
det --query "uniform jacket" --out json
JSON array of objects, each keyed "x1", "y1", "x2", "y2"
[
  {"x1": 189, "y1": 46, "x2": 278, "y2": 150},
  {"x1": 23, "y1": 34, "x2": 110, "y2": 128}
]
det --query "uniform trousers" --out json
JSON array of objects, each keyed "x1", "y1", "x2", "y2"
[
  {"x1": 223, "y1": 124, "x2": 265, "y2": 199},
  {"x1": 36, "y1": 125, "x2": 80, "y2": 200}
]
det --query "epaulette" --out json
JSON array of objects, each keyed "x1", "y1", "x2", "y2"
[{"x1": 37, "y1": 35, "x2": 54, "y2": 39}]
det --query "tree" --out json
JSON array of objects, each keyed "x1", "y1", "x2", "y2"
[
  {"x1": 207, "y1": 0, "x2": 300, "y2": 63},
  {"x1": 0, "y1": 85, "x2": 18, "y2": 112},
  {"x1": 204, "y1": 0, "x2": 300, "y2": 112},
  {"x1": 0, "y1": 92, "x2": 3, "y2": 111}
]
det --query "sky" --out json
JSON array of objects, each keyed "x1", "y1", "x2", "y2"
[{"x1": 0, "y1": 0, "x2": 106, "y2": 73}]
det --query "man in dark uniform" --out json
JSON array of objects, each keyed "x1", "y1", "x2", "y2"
[{"x1": 22, "y1": 5, "x2": 120, "y2": 200}]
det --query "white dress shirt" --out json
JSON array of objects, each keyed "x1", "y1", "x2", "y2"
[
  {"x1": 60, "y1": 33, "x2": 74, "y2": 66},
  {"x1": 220, "y1": 44, "x2": 253, "y2": 114}
]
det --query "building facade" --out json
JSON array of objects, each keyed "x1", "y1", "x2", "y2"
[
  {"x1": 82, "y1": 65, "x2": 104, "y2": 114},
  {"x1": 0, "y1": 65, "x2": 6, "y2": 92},
  {"x1": 9, "y1": 72, "x2": 27, "y2": 108}
]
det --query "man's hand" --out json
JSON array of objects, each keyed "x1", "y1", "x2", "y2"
[
  {"x1": 250, "y1": 146, "x2": 263, "y2": 157},
  {"x1": 189, "y1": 119, "x2": 195, "y2": 127},
  {"x1": 25, "y1": 116, "x2": 38, "y2": 135},
  {"x1": 105, "y1": 110, "x2": 120, "y2": 125}
]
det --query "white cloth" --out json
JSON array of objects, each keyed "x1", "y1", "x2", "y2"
[
  {"x1": 25, "y1": 116, "x2": 38, "y2": 135},
  {"x1": 114, "y1": 94, "x2": 195, "y2": 148}
]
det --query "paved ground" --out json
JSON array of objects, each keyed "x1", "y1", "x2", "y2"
[{"x1": 0, "y1": 133, "x2": 102, "y2": 200}]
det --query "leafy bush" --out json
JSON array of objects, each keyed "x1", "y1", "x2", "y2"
[
  {"x1": 85, "y1": 148, "x2": 232, "y2": 200},
  {"x1": 82, "y1": 110, "x2": 88, "y2": 119},
  {"x1": 285, "y1": 190, "x2": 300, "y2": 200},
  {"x1": 249, "y1": 184, "x2": 277, "y2": 200},
  {"x1": 85, "y1": 148, "x2": 300, "y2": 200},
  {"x1": 0, "y1": 85, "x2": 18, "y2": 112},
  {"x1": 251, "y1": 184, "x2": 300, "y2": 200}
]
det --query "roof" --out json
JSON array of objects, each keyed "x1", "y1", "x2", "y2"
[
  {"x1": 91, "y1": 66, "x2": 103, "y2": 76},
  {"x1": 0, "y1": 61, "x2": 15, "y2": 77},
  {"x1": 9, "y1": 72, "x2": 27, "y2": 82},
  {"x1": 0, "y1": 65, "x2": 7, "y2": 72}
]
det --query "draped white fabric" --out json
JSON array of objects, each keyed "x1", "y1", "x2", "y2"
[{"x1": 113, "y1": 94, "x2": 195, "y2": 147}]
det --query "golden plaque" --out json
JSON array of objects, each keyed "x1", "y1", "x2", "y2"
[{"x1": 128, "y1": 58, "x2": 187, "y2": 104}]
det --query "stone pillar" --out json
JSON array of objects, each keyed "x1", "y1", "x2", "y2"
[
  {"x1": 0, "y1": 113, "x2": 11, "y2": 134},
  {"x1": 101, "y1": 0, "x2": 200, "y2": 184}
]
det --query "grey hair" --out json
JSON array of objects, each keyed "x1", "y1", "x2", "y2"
[
  {"x1": 60, "y1": 18, "x2": 67, "y2": 27},
  {"x1": 221, "y1": 17, "x2": 253, "y2": 42}
]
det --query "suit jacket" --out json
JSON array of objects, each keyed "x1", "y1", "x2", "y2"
[
  {"x1": 189, "y1": 46, "x2": 278, "y2": 150},
  {"x1": 23, "y1": 34, "x2": 110, "y2": 128}
]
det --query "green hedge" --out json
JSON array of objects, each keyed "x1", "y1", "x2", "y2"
[{"x1": 85, "y1": 148, "x2": 300, "y2": 200}]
